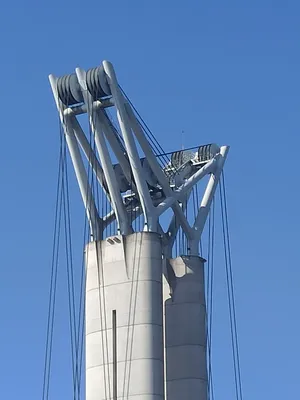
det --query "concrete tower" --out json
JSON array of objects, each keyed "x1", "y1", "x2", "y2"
[{"x1": 49, "y1": 61, "x2": 229, "y2": 400}]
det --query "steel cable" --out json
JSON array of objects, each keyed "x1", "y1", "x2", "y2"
[
  {"x1": 220, "y1": 172, "x2": 243, "y2": 400},
  {"x1": 61, "y1": 135, "x2": 79, "y2": 399},
  {"x1": 206, "y1": 200, "x2": 215, "y2": 400},
  {"x1": 118, "y1": 86, "x2": 179, "y2": 176},
  {"x1": 42, "y1": 119, "x2": 64, "y2": 400}
]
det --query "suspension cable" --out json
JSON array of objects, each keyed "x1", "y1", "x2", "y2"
[
  {"x1": 75, "y1": 93, "x2": 101, "y2": 399},
  {"x1": 220, "y1": 172, "x2": 243, "y2": 400},
  {"x1": 206, "y1": 199, "x2": 215, "y2": 400},
  {"x1": 42, "y1": 120, "x2": 64, "y2": 400},
  {"x1": 118, "y1": 86, "x2": 179, "y2": 174},
  {"x1": 43, "y1": 119, "x2": 86, "y2": 400},
  {"x1": 61, "y1": 133, "x2": 80, "y2": 399}
]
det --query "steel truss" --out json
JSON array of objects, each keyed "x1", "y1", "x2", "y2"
[{"x1": 49, "y1": 61, "x2": 229, "y2": 256}]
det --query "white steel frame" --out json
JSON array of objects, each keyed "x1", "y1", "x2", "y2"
[{"x1": 49, "y1": 60, "x2": 229, "y2": 256}]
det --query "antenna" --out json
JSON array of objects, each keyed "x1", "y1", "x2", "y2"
[{"x1": 49, "y1": 60, "x2": 229, "y2": 400}]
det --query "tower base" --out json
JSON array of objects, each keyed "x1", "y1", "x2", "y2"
[
  {"x1": 163, "y1": 256, "x2": 208, "y2": 400},
  {"x1": 85, "y1": 232, "x2": 164, "y2": 400}
]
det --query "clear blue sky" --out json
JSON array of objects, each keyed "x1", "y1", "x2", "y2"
[{"x1": 0, "y1": 0, "x2": 299, "y2": 398}]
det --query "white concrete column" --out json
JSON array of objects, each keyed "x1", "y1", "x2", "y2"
[
  {"x1": 163, "y1": 256, "x2": 207, "y2": 400},
  {"x1": 86, "y1": 232, "x2": 164, "y2": 400}
]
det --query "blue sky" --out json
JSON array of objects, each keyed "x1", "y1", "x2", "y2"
[{"x1": 0, "y1": 0, "x2": 299, "y2": 398}]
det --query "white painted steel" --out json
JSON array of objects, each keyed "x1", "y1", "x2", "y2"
[
  {"x1": 49, "y1": 74, "x2": 101, "y2": 240},
  {"x1": 63, "y1": 98, "x2": 114, "y2": 116},
  {"x1": 155, "y1": 156, "x2": 217, "y2": 217},
  {"x1": 75, "y1": 68, "x2": 130, "y2": 235},
  {"x1": 163, "y1": 256, "x2": 207, "y2": 400},
  {"x1": 85, "y1": 232, "x2": 164, "y2": 400},
  {"x1": 97, "y1": 110, "x2": 132, "y2": 184},
  {"x1": 190, "y1": 145, "x2": 229, "y2": 254},
  {"x1": 165, "y1": 191, "x2": 192, "y2": 257},
  {"x1": 102, "y1": 61, "x2": 157, "y2": 231},
  {"x1": 126, "y1": 104, "x2": 194, "y2": 240},
  {"x1": 68, "y1": 115, "x2": 107, "y2": 190}
]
